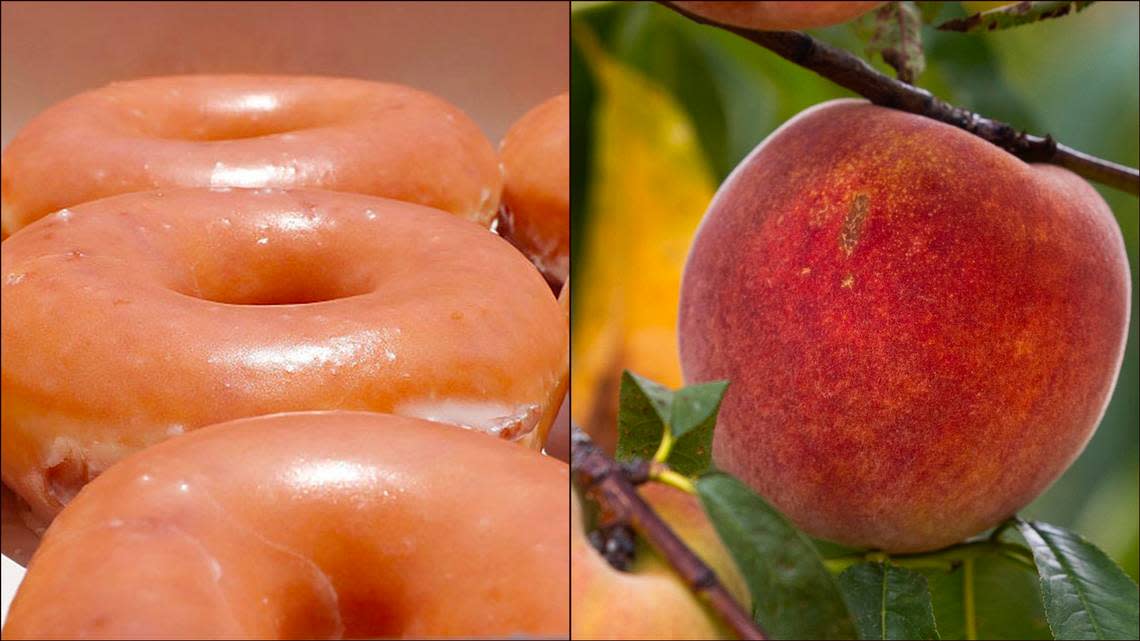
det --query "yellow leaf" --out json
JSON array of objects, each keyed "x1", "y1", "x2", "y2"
[{"x1": 571, "y1": 27, "x2": 716, "y2": 452}]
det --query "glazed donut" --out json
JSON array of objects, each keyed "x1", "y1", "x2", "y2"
[
  {"x1": 559, "y1": 276, "x2": 571, "y2": 317},
  {"x1": 2, "y1": 411, "x2": 570, "y2": 639},
  {"x1": 0, "y1": 75, "x2": 501, "y2": 235},
  {"x1": 544, "y1": 279, "x2": 571, "y2": 460},
  {"x1": 499, "y1": 93, "x2": 569, "y2": 287},
  {"x1": 1, "y1": 483, "x2": 39, "y2": 566},
  {"x1": 1, "y1": 188, "x2": 567, "y2": 523}
]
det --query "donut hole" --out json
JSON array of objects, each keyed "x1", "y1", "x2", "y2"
[
  {"x1": 136, "y1": 94, "x2": 348, "y2": 142},
  {"x1": 171, "y1": 230, "x2": 380, "y2": 306},
  {"x1": 184, "y1": 266, "x2": 376, "y2": 306},
  {"x1": 167, "y1": 112, "x2": 328, "y2": 142}
]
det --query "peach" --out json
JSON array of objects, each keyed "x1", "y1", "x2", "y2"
[
  {"x1": 572, "y1": 483, "x2": 749, "y2": 640},
  {"x1": 679, "y1": 99, "x2": 1130, "y2": 552},
  {"x1": 674, "y1": 1, "x2": 884, "y2": 31}
]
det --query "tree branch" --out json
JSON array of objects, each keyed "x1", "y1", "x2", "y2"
[
  {"x1": 659, "y1": 1, "x2": 1139, "y2": 196},
  {"x1": 571, "y1": 425, "x2": 766, "y2": 640}
]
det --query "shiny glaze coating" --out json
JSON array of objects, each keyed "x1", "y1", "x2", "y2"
[
  {"x1": 2, "y1": 411, "x2": 570, "y2": 639},
  {"x1": 543, "y1": 279, "x2": 572, "y2": 460},
  {"x1": 1, "y1": 483, "x2": 39, "y2": 566},
  {"x1": 679, "y1": 100, "x2": 1130, "y2": 551},
  {"x1": 499, "y1": 93, "x2": 569, "y2": 286},
  {"x1": 0, "y1": 75, "x2": 502, "y2": 235},
  {"x1": 2, "y1": 188, "x2": 567, "y2": 522}
]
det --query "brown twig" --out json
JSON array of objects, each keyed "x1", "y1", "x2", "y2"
[
  {"x1": 659, "y1": 1, "x2": 1139, "y2": 196},
  {"x1": 571, "y1": 425, "x2": 766, "y2": 640}
]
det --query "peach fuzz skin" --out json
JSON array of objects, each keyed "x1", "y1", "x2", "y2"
[
  {"x1": 679, "y1": 99, "x2": 1130, "y2": 553},
  {"x1": 1, "y1": 188, "x2": 567, "y2": 524},
  {"x1": 2, "y1": 411, "x2": 569, "y2": 640},
  {"x1": 0, "y1": 75, "x2": 502, "y2": 236},
  {"x1": 572, "y1": 483, "x2": 749, "y2": 640},
  {"x1": 674, "y1": 1, "x2": 883, "y2": 31},
  {"x1": 499, "y1": 92, "x2": 570, "y2": 287}
]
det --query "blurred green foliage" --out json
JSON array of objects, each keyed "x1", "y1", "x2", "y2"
[{"x1": 571, "y1": 1, "x2": 1139, "y2": 579}]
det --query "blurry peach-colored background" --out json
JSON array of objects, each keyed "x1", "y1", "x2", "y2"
[{"x1": 1, "y1": 0, "x2": 568, "y2": 146}]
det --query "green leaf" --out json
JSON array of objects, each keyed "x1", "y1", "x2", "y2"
[
  {"x1": 615, "y1": 370, "x2": 674, "y2": 462},
  {"x1": 938, "y1": 1, "x2": 1095, "y2": 33},
  {"x1": 614, "y1": 373, "x2": 725, "y2": 475},
  {"x1": 922, "y1": 549, "x2": 1053, "y2": 640},
  {"x1": 670, "y1": 380, "x2": 727, "y2": 438},
  {"x1": 624, "y1": 370, "x2": 673, "y2": 424},
  {"x1": 697, "y1": 473, "x2": 858, "y2": 640},
  {"x1": 659, "y1": 381, "x2": 726, "y2": 475},
  {"x1": 853, "y1": 2, "x2": 927, "y2": 83},
  {"x1": 839, "y1": 562, "x2": 940, "y2": 640},
  {"x1": 660, "y1": 430, "x2": 714, "y2": 476},
  {"x1": 1016, "y1": 520, "x2": 1140, "y2": 640}
]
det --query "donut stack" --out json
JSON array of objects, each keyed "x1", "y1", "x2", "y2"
[{"x1": 0, "y1": 76, "x2": 570, "y2": 638}]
